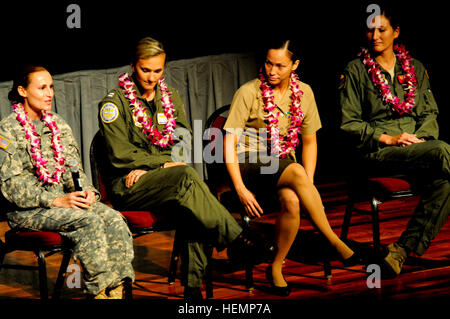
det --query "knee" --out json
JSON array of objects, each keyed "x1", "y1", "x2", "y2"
[
  {"x1": 79, "y1": 212, "x2": 105, "y2": 230},
  {"x1": 428, "y1": 140, "x2": 449, "y2": 159},
  {"x1": 94, "y1": 203, "x2": 126, "y2": 225},
  {"x1": 173, "y1": 165, "x2": 199, "y2": 180},
  {"x1": 284, "y1": 163, "x2": 309, "y2": 184},
  {"x1": 278, "y1": 188, "x2": 300, "y2": 216}
]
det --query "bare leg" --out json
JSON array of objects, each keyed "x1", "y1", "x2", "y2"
[
  {"x1": 277, "y1": 163, "x2": 354, "y2": 260},
  {"x1": 271, "y1": 187, "x2": 300, "y2": 287}
]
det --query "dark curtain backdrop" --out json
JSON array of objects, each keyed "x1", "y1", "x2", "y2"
[{"x1": 0, "y1": 0, "x2": 448, "y2": 183}]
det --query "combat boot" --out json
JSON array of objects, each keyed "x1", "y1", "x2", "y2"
[
  {"x1": 93, "y1": 288, "x2": 108, "y2": 299},
  {"x1": 184, "y1": 286, "x2": 203, "y2": 301},
  {"x1": 107, "y1": 284, "x2": 124, "y2": 299},
  {"x1": 383, "y1": 242, "x2": 407, "y2": 277}
]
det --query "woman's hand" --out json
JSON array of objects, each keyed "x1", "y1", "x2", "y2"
[
  {"x1": 380, "y1": 132, "x2": 425, "y2": 147},
  {"x1": 161, "y1": 162, "x2": 187, "y2": 169},
  {"x1": 125, "y1": 169, "x2": 148, "y2": 188},
  {"x1": 52, "y1": 190, "x2": 96, "y2": 209},
  {"x1": 84, "y1": 190, "x2": 96, "y2": 205},
  {"x1": 236, "y1": 186, "x2": 264, "y2": 218}
]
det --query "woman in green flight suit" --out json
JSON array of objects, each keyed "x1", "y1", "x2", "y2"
[
  {"x1": 339, "y1": 4, "x2": 450, "y2": 277},
  {"x1": 98, "y1": 37, "x2": 269, "y2": 300}
]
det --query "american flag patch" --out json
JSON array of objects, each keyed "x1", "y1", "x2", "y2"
[{"x1": 0, "y1": 135, "x2": 10, "y2": 150}]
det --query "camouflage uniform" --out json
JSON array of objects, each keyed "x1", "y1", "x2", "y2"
[
  {"x1": 0, "y1": 112, "x2": 135, "y2": 296},
  {"x1": 98, "y1": 75, "x2": 242, "y2": 288}
]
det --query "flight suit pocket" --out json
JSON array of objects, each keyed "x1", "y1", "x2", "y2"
[{"x1": 415, "y1": 88, "x2": 437, "y2": 116}]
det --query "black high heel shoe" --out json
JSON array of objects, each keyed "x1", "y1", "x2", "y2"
[
  {"x1": 265, "y1": 265, "x2": 291, "y2": 297},
  {"x1": 341, "y1": 252, "x2": 364, "y2": 267}
]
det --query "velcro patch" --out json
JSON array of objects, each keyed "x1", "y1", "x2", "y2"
[
  {"x1": 100, "y1": 103, "x2": 119, "y2": 123},
  {"x1": 0, "y1": 135, "x2": 10, "y2": 150}
]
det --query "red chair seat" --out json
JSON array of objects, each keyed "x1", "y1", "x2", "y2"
[
  {"x1": 368, "y1": 177, "x2": 411, "y2": 194},
  {"x1": 5, "y1": 230, "x2": 63, "y2": 249},
  {"x1": 119, "y1": 211, "x2": 167, "y2": 229}
]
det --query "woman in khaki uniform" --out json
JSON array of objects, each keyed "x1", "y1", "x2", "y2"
[{"x1": 224, "y1": 39, "x2": 361, "y2": 296}]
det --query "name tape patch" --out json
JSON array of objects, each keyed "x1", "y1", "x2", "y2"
[{"x1": 157, "y1": 113, "x2": 168, "y2": 124}]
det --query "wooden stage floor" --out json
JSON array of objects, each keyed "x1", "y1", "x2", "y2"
[{"x1": 1, "y1": 180, "x2": 449, "y2": 306}]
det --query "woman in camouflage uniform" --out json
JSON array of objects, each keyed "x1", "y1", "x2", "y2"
[{"x1": 0, "y1": 65, "x2": 135, "y2": 299}]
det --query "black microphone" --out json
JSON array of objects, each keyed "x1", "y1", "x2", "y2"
[{"x1": 68, "y1": 160, "x2": 83, "y2": 191}]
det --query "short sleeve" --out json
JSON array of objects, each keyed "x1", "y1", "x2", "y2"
[{"x1": 299, "y1": 84, "x2": 322, "y2": 135}]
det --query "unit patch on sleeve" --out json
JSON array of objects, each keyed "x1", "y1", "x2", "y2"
[
  {"x1": 338, "y1": 74, "x2": 345, "y2": 89},
  {"x1": 100, "y1": 103, "x2": 119, "y2": 123}
]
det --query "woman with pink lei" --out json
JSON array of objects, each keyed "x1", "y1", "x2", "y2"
[
  {"x1": 0, "y1": 65, "x2": 135, "y2": 299},
  {"x1": 224, "y1": 39, "x2": 362, "y2": 297},
  {"x1": 339, "y1": 4, "x2": 450, "y2": 277}
]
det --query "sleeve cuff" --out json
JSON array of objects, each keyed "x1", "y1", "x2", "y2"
[
  {"x1": 39, "y1": 191, "x2": 59, "y2": 208},
  {"x1": 371, "y1": 129, "x2": 384, "y2": 150}
]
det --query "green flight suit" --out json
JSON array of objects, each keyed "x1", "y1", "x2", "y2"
[
  {"x1": 98, "y1": 74, "x2": 242, "y2": 288},
  {"x1": 340, "y1": 57, "x2": 449, "y2": 256}
]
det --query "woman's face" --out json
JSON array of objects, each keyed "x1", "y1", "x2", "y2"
[
  {"x1": 264, "y1": 48, "x2": 299, "y2": 87},
  {"x1": 19, "y1": 70, "x2": 54, "y2": 119},
  {"x1": 132, "y1": 54, "x2": 166, "y2": 93},
  {"x1": 366, "y1": 14, "x2": 399, "y2": 54}
]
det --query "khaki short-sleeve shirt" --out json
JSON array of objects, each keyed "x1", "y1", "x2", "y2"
[{"x1": 224, "y1": 78, "x2": 322, "y2": 157}]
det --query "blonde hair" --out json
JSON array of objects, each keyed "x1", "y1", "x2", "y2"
[{"x1": 134, "y1": 37, "x2": 166, "y2": 63}]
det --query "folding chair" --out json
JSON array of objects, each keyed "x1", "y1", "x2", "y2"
[{"x1": 0, "y1": 216, "x2": 72, "y2": 300}]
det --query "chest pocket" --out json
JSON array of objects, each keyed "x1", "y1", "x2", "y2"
[
  {"x1": 362, "y1": 82, "x2": 391, "y2": 118},
  {"x1": 0, "y1": 145, "x2": 23, "y2": 182}
]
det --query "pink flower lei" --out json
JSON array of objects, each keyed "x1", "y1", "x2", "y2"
[
  {"x1": 359, "y1": 44, "x2": 417, "y2": 115},
  {"x1": 118, "y1": 73, "x2": 177, "y2": 148},
  {"x1": 13, "y1": 103, "x2": 66, "y2": 185},
  {"x1": 259, "y1": 68, "x2": 304, "y2": 158}
]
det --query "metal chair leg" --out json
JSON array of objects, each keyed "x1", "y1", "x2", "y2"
[
  {"x1": 324, "y1": 260, "x2": 332, "y2": 280},
  {"x1": 35, "y1": 250, "x2": 48, "y2": 300},
  {"x1": 371, "y1": 197, "x2": 381, "y2": 252},
  {"x1": 205, "y1": 244, "x2": 214, "y2": 299},
  {"x1": 341, "y1": 196, "x2": 354, "y2": 241},
  {"x1": 245, "y1": 263, "x2": 254, "y2": 292},
  {"x1": 168, "y1": 230, "x2": 180, "y2": 284},
  {"x1": 0, "y1": 242, "x2": 6, "y2": 266},
  {"x1": 52, "y1": 250, "x2": 72, "y2": 299},
  {"x1": 124, "y1": 277, "x2": 133, "y2": 300}
]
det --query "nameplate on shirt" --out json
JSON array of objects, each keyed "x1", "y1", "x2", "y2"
[{"x1": 157, "y1": 113, "x2": 168, "y2": 124}]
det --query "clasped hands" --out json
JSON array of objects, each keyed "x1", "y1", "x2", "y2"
[
  {"x1": 382, "y1": 132, "x2": 425, "y2": 147},
  {"x1": 52, "y1": 190, "x2": 96, "y2": 209},
  {"x1": 125, "y1": 162, "x2": 187, "y2": 188}
]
